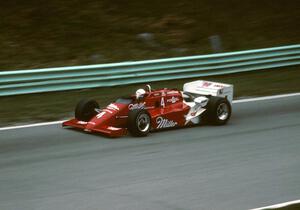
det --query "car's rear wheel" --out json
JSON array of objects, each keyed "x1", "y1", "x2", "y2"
[
  {"x1": 128, "y1": 109, "x2": 151, "y2": 137},
  {"x1": 205, "y1": 96, "x2": 231, "y2": 125},
  {"x1": 75, "y1": 99, "x2": 99, "y2": 121}
]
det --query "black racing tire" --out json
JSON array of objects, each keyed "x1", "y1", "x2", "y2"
[
  {"x1": 128, "y1": 109, "x2": 151, "y2": 137},
  {"x1": 75, "y1": 99, "x2": 99, "y2": 121},
  {"x1": 204, "y1": 96, "x2": 231, "y2": 125}
]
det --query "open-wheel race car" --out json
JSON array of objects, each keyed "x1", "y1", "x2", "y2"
[{"x1": 63, "y1": 80, "x2": 233, "y2": 137}]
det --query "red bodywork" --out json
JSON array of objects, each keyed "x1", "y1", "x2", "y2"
[{"x1": 63, "y1": 88, "x2": 192, "y2": 137}]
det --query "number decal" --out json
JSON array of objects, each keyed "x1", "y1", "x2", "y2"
[{"x1": 161, "y1": 97, "x2": 165, "y2": 107}]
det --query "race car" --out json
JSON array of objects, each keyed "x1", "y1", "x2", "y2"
[{"x1": 62, "y1": 80, "x2": 233, "y2": 137}]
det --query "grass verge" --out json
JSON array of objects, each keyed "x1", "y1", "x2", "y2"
[{"x1": 0, "y1": 66, "x2": 299, "y2": 127}]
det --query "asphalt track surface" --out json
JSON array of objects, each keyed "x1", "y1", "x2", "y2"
[{"x1": 0, "y1": 95, "x2": 299, "y2": 210}]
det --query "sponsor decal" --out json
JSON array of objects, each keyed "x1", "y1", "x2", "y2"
[
  {"x1": 128, "y1": 102, "x2": 146, "y2": 110},
  {"x1": 153, "y1": 93, "x2": 160, "y2": 96},
  {"x1": 107, "y1": 126, "x2": 121, "y2": 130},
  {"x1": 156, "y1": 117, "x2": 177, "y2": 129},
  {"x1": 96, "y1": 112, "x2": 106, "y2": 119},
  {"x1": 190, "y1": 112, "x2": 196, "y2": 116},
  {"x1": 167, "y1": 96, "x2": 179, "y2": 104},
  {"x1": 202, "y1": 81, "x2": 212, "y2": 87},
  {"x1": 184, "y1": 108, "x2": 206, "y2": 125},
  {"x1": 214, "y1": 84, "x2": 225, "y2": 88},
  {"x1": 103, "y1": 109, "x2": 113, "y2": 114},
  {"x1": 77, "y1": 121, "x2": 87, "y2": 125},
  {"x1": 107, "y1": 104, "x2": 120, "y2": 111},
  {"x1": 115, "y1": 115, "x2": 128, "y2": 119}
]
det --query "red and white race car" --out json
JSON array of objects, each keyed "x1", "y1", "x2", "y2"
[{"x1": 63, "y1": 80, "x2": 233, "y2": 137}]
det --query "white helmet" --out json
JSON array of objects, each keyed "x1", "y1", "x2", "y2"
[{"x1": 136, "y1": 89, "x2": 146, "y2": 100}]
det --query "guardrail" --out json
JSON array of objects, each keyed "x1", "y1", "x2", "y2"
[{"x1": 1, "y1": 44, "x2": 300, "y2": 96}]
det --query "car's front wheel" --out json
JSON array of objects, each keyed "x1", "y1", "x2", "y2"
[
  {"x1": 75, "y1": 99, "x2": 99, "y2": 121},
  {"x1": 128, "y1": 109, "x2": 151, "y2": 137}
]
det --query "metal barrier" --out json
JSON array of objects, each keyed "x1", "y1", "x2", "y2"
[{"x1": 1, "y1": 44, "x2": 300, "y2": 96}]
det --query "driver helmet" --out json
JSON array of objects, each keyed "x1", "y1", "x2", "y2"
[{"x1": 136, "y1": 89, "x2": 146, "y2": 100}]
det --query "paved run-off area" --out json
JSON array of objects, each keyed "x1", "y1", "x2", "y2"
[{"x1": 0, "y1": 95, "x2": 299, "y2": 210}]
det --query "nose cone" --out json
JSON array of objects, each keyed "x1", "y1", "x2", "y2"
[{"x1": 85, "y1": 103, "x2": 128, "y2": 130}]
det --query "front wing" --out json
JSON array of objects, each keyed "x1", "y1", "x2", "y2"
[{"x1": 62, "y1": 119, "x2": 127, "y2": 138}]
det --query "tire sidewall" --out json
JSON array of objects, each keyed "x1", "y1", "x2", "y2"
[
  {"x1": 205, "y1": 97, "x2": 232, "y2": 125},
  {"x1": 128, "y1": 109, "x2": 151, "y2": 137}
]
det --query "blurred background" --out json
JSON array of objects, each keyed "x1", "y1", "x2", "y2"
[{"x1": 1, "y1": 0, "x2": 300, "y2": 70}]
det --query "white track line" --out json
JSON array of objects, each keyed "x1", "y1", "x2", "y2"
[
  {"x1": 0, "y1": 120, "x2": 64, "y2": 131},
  {"x1": 233, "y1": 92, "x2": 300, "y2": 103},
  {"x1": 0, "y1": 92, "x2": 299, "y2": 131},
  {"x1": 250, "y1": 199, "x2": 300, "y2": 210}
]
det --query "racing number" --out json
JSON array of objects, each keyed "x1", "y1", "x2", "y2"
[{"x1": 161, "y1": 97, "x2": 165, "y2": 108}]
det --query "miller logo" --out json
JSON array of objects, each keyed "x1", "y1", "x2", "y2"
[{"x1": 156, "y1": 117, "x2": 177, "y2": 129}]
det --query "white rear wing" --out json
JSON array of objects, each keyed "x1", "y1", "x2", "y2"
[{"x1": 183, "y1": 80, "x2": 234, "y2": 103}]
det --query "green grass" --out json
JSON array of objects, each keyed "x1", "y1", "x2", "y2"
[
  {"x1": 0, "y1": 0, "x2": 299, "y2": 70},
  {"x1": 0, "y1": 66, "x2": 299, "y2": 127}
]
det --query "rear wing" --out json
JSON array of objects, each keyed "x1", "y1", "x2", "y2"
[{"x1": 183, "y1": 80, "x2": 234, "y2": 103}]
